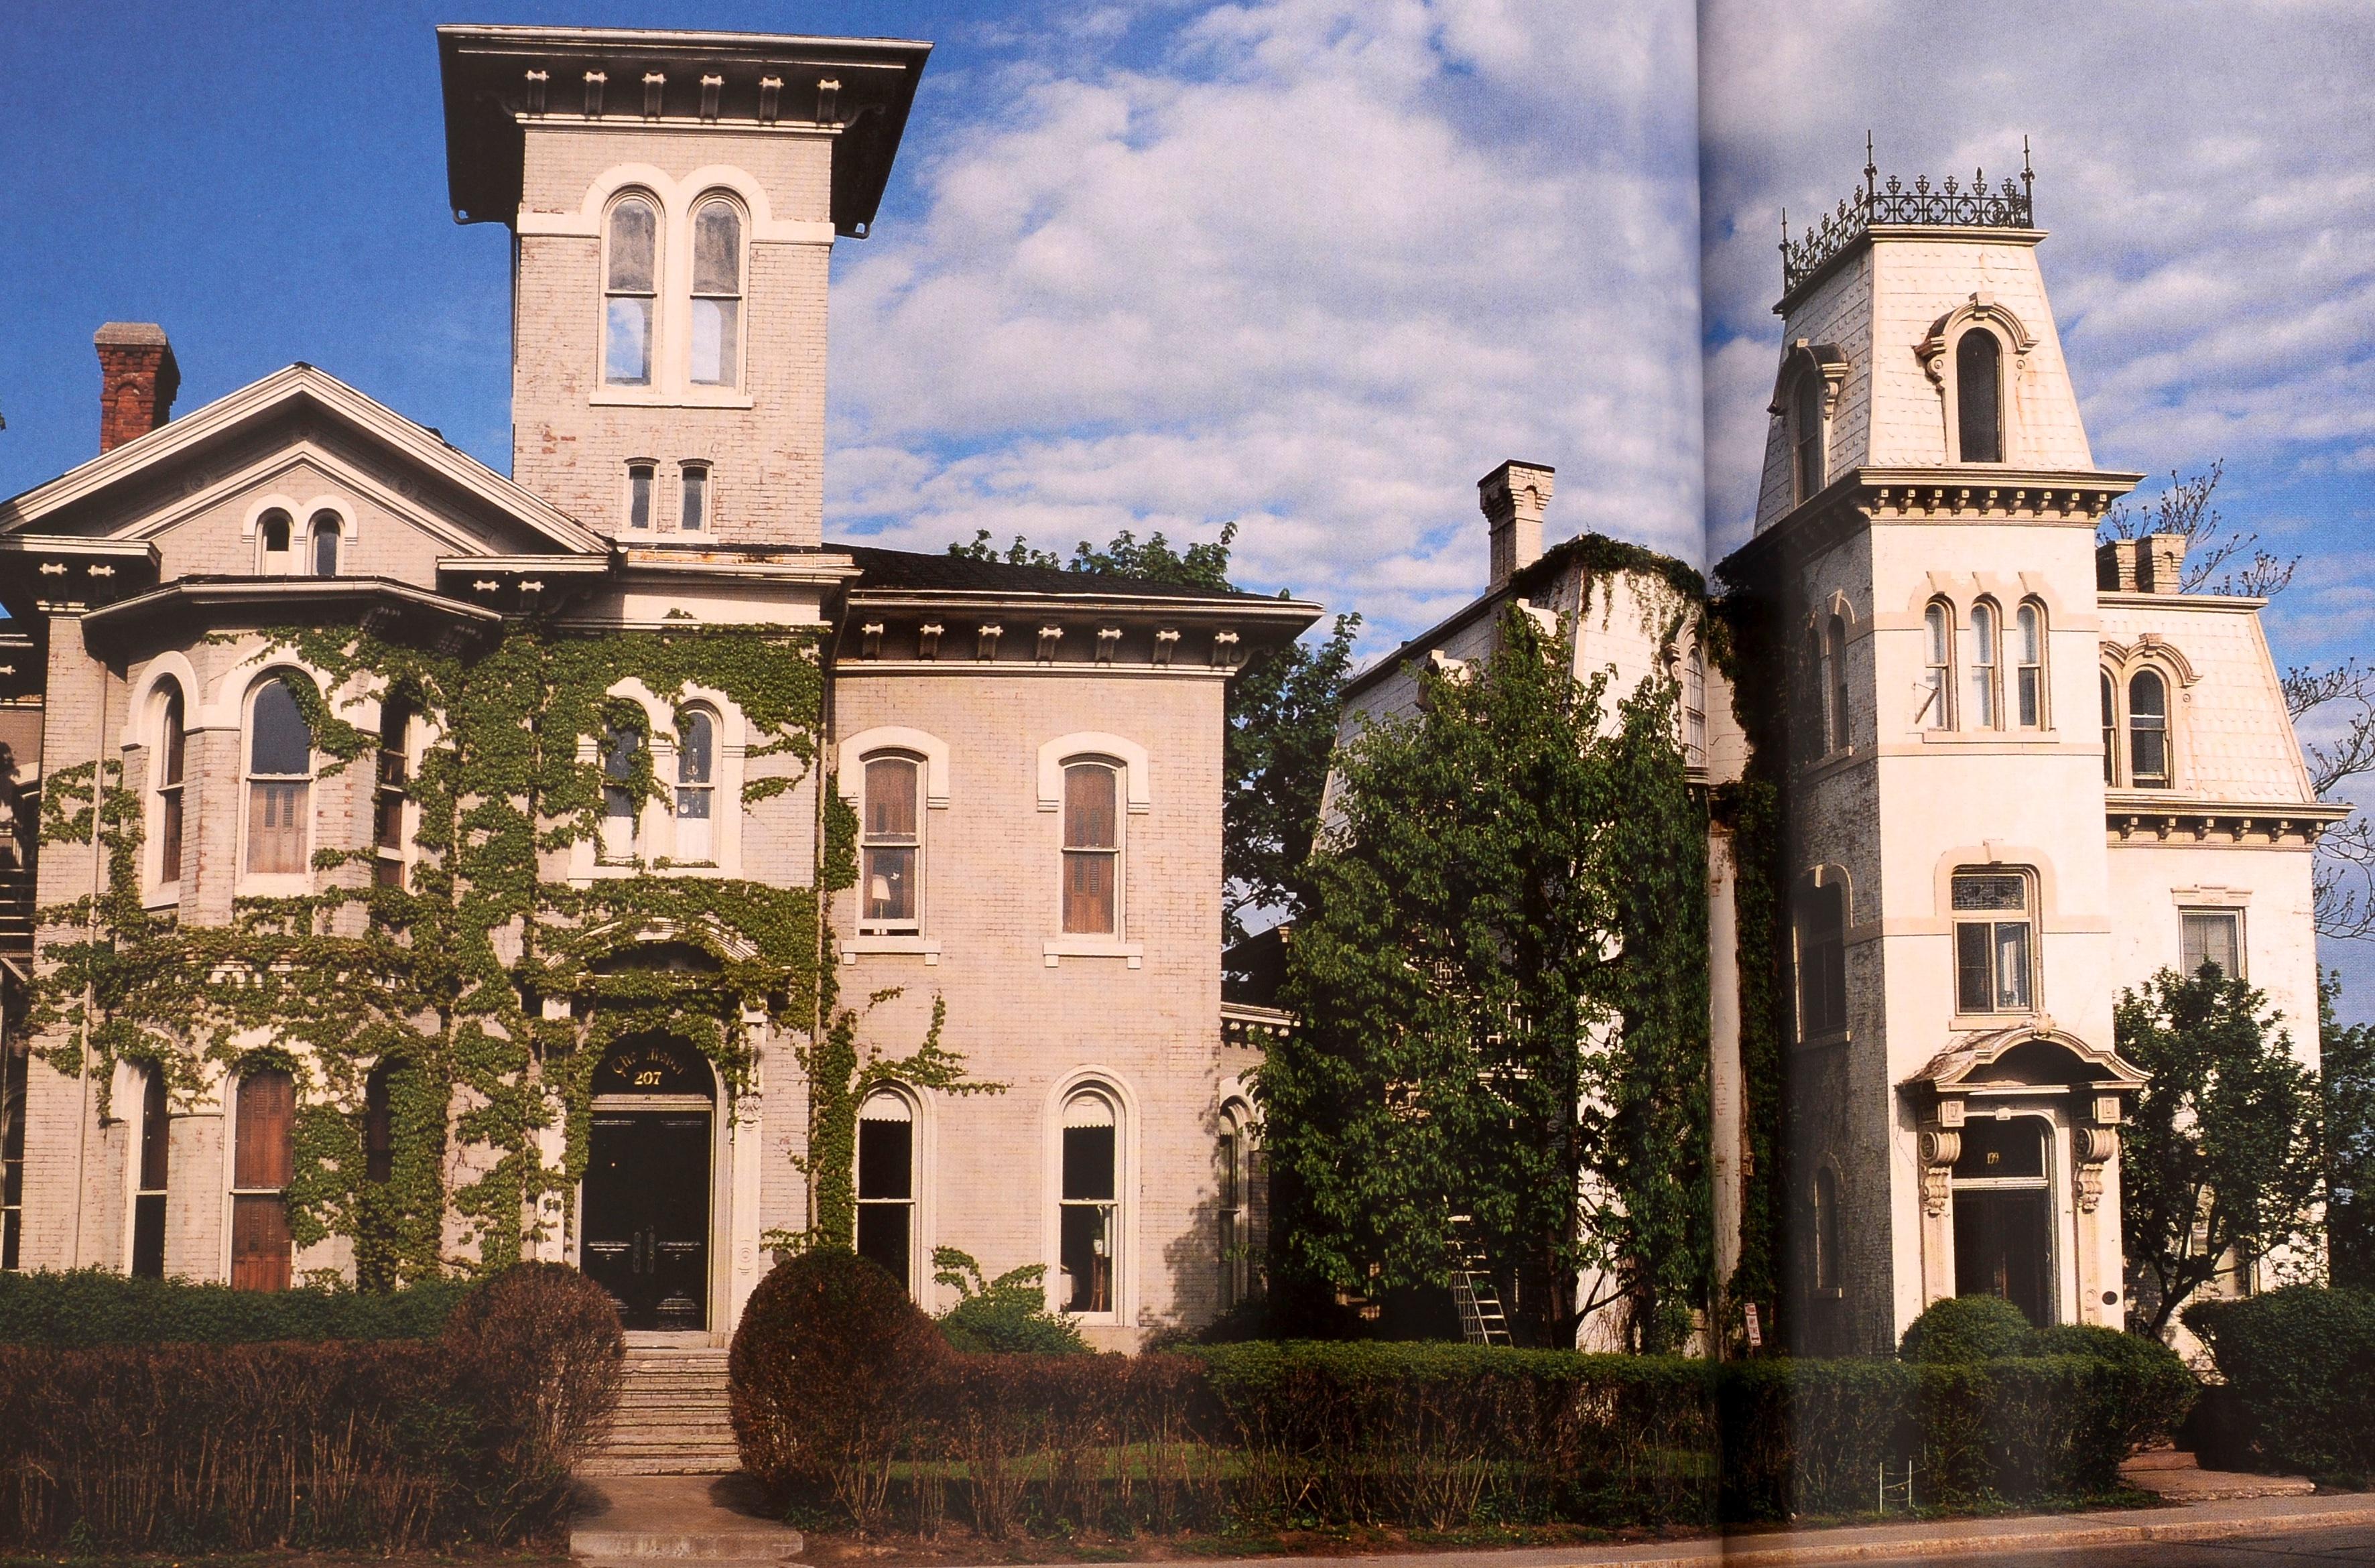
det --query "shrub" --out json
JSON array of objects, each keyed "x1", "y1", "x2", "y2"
[
  {"x1": 730, "y1": 1248, "x2": 947, "y2": 1527},
  {"x1": 932, "y1": 1248, "x2": 1087, "y2": 1355},
  {"x1": 437, "y1": 1262, "x2": 625, "y2": 1537},
  {"x1": 2185, "y1": 1285, "x2": 2375, "y2": 1484},
  {"x1": 0, "y1": 1267, "x2": 469, "y2": 1344},
  {"x1": 0, "y1": 1262, "x2": 618, "y2": 1552},
  {"x1": 2029, "y1": 1324, "x2": 2195, "y2": 1453},
  {"x1": 1899, "y1": 1295, "x2": 2034, "y2": 1362}
]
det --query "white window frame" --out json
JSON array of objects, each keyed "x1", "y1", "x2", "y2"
[
  {"x1": 625, "y1": 460, "x2": 657, "y2": 531},
  {"x1": 601, "y1": 190, "x2": 662, "y2": 389},
  {"x1": 855, "y1": 1086, "x2": 924, "y2": 1298},
  {"x1": 1951, "y1": 867, "x2": 2039, "y2": 1019},
  {"x1": 835, "y1": 728, "x2": 950, "y2": 961},
  {"x1": 686, "y1": 192, "x2": 747, "y2": 391},
  {"x1": 1921, "y1": 600, "x2": 1955, "y2": 731},
  {"x1": 672, "y1": 705, "x2": 719, "y2": 866},
  {"x1": 2015, "y1": 600, "x2": 2047, "y2": 730},
  {"x1": 238, "y1": 673, "x2": 318, "y2": 897},
  {"x1": 855, "y1": 750, "x2": 923, "y2": 935},
  {"x1": 568, "y1": 681, "x2": 746, "y2": 884},
  {"x1": 1218, "y1": 1098, "x2": 1255, "y2": 1313},
  {"x1": 1037, "y1": 732, "x2": 1149, "y2": 965},
  {"x1": 1968, "y1": 599, "x2": 2000, "y2": 730},
  {"x1": 255, "y1": 508, "x2": 295, "y2": 576},
  {"x1": 678, "y1": 461, "x2": 711, "y2": 533},
  {"x1": 2180, "y1": 907, "x2": 2245, "y2": 982},
  {"x1": 1045, "y1": 1074, "x2": 1135, "y2": 1327},
  {"x1": 130, "y1": 658, "x2": 200, "y2": 903}
]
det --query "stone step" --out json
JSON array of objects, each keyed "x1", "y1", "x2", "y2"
[
  {"x1": 617, "y1": 1385, "x2": 731, "y2": 1403},
  {"x1": 2123, "y1": 1447, "x2": 2201, "y2": 1472}
]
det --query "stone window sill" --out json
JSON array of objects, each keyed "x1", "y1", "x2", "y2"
[
  {"x1": 1043, "y1": 938, "x2": 1143, "y2": 968},
  {"x1": 842, "y1": 935, "x2": 940, "y2": 965},
  {"x1": 590, "y1": 389, "x2": 755, "y2": 411}
]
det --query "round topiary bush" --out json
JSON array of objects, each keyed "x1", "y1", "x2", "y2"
[
  {"x1": 439, "y1": 1262, "x2": 625, "y2": 1534},
  {"x1": 730, "y1": 1248, "x2": 946, "y2": 1522},
  {"x1": 1899, "y1": 1295, "x2": 2034, "y2": 1362}
]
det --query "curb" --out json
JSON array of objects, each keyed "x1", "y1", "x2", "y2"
[{"x1": 1043, "y1": 1494, "x2": 2375, "y2": 1568}]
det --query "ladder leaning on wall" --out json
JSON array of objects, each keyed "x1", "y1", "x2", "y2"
[{"x1": 1446, "y1": 1215, "x2": 1513, "y2": 1346}]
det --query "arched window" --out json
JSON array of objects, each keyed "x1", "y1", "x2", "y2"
[
  {"x1": 602, "y1": 194, "x2": 659, "y2": 387},
  {"x1": 1683, "y1": 646, "x2": 1708, "y2": 765},
  {"x1": 1060, "y1": 1088, "x2": 1120, "y2": 1315},
  {"x1": 674, "y1": 708, "x2": 716, "y2": 864},
  {"x1": 1218, "y1": 1102, "x2": 1254, "y2": 1311},
  {"x1": 155, "y1": 683, "x2": 186, "y2": 889},
  {"x1": 1062, "y1": 760, "x2": 1122, "y2": 936},
  {"x1": 1957, "y1": 330, "x2": 2003, "y2": 462},
  {"x1": 680, "y1": 464, "x2": 708, "y2": 533},
  {"x1": 374, "y1": 697, "x2": 409, "y2": 890},
  {"x1": 245, "y1": 679, "x2": 314, "y2": 876},
  {"x1": 363, "y1": 1063, "x2": 394, "y2": 1185},
  {"x1": 1811, "y1": 1165, "x2": 1843, "y2": 1292},
  {"x1": 2016, "y1": 602, "x2": 2045, "y2": 728},
  {"x1": 689, "y1": 198, "x2": 743, "y2": 388},
  {"x1": 1826, "y1": 615, "x2": 1850, "y2": 753},
  {"x1": 860, "y1": 753, "x2": 922, "y2": 933},
  {"x1": 131, "y1": 1065, "x2": 168, "y2": 1279},
  {"x1": 626, "y1": 462, "x2": 655, "y2": 530},
  {"x1": 1797, "y1": 879, "x2": 1846, "y2": 1039},
  {"x1": 1791, "y1": 369, "x2": 1825, "y2": 502},
  {"x1": 0, "y1": 1046, "x2": 22, "y2": 1270},
  {"x1": 1968, "y1": 601, "x2": 1999, "y2": 728},
  {"x1": 600, "y1": 724, "x2": 643, "y2": 862},
  {"x1": 2102, "y1": 671, "x2": 2118, "y2": 784},
  {"x1": 310, "y1": 512, "x2": 342, "y2": 577},
  {"x1": 231, "y1": 1068, "x2": 294, "y2": 1292},
  {"x1": 2128, "y1": 669, "x2": 2170, "y2": 787},
  {"x1": 1923, "y1": 602, "x2": 1953, "y2": 730},
  {"x1": 855, "y1": 1090, "x2": 915, "y2": 1293},
  {"x1": 257, "y1": 510, "x2": 292, "y2": 575},
  {"x1": 1804, "y1": 626, "x2": 1826, "y2": 761}
]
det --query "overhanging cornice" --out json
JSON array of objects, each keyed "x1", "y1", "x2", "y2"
[{"x1": 81, "y1": 576, "x2": 505, "y2": 655}]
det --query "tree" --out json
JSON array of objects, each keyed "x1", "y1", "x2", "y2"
[
  {"x1": 950, "y1": 525, "x2": 1360, "y2": 941},
  {"x1": 2327, "y1": 972, "x2": 2375, "y2": 1289},
  {"x1": 2118, "y1": 966, "x2": 2324, "y2": 1336},
  {"x1": 1258, "y1": 608, "x2": 1710, "y2": 1349}
]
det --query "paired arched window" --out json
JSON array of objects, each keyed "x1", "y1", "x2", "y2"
[
  {"x1": 860, "y1": 753, "x2": 923, "y2": 933},
  {"x1": 245, "y1": 679, "x2": 314, "y2": 876},
  {"x1": 131, "y1": 1064, "x2": 168, "y2": 1279},
  {"x1": 1218, "y1": 1101, "x2": 1255, "y2": 1311},
  {"x1": 231, "y1": 1068, "x2": 294, "y2": 1292},
  {"x1": 1062, "y1": 760, "x2": 1122, "y2": 936},
  {"x1": 1968, "y1": 601, "x2": 1999, "y2": 728},
  {"x1": 603, "y1": 194, "x2": 659, "y2": 386},
  {"x1": 155, "y1": 683, "x2": 186, "y2": 889},
  {"x1": 1791, "y1": 369, "x2": 1826, "y2": 502},
  {"x1": 600, "y1": 724, "x2": 643, "y2": 862},
  {"x1": 856, "y1": 1090, "x2": 916, "y2": 1293},
  {"x1": 690, "y1": 199, "x2": 743, "y2": 388},
  {"x1": 674, "y1": 708, "x2": 716, "y2": 864},
  {"x1": 257, "y1": 510, "x2": 293, "y2": 574},
  {"x1": 1957, "y1": 329, "x2": 2003, "y2": 462},
  {"x1": 1923, "y1": 601, "x2": 1953, "y2": 730},
  {"x1": 310, "y1": 511, "x2": 342, "y2": 577},
  {"x1": 1059, "y1": 1087, "x2": 1121, "y2": 1315},
  {"x1": 2015, "y1": 602, "x2": 2045, "y2": 728},
  {"x1": 1797, "y1": 879, "x2": 1847, "y2": 1039}
]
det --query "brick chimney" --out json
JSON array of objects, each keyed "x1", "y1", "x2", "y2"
[
  {"x1": 1479, "y1": 459, "x2": 1555, "y2": 594},
  {"x1": 94, "y1": 323, "x2": 179, "y2": 454},
  {"x1": 2096, "y1": 533, "x2": 2189, "y2": 595}
]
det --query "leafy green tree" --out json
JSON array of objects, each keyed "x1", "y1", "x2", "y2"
[
  {"x1": 2118, "y1": 966, "x2": 2325, "y2": 1335},
  {"x1": 2326, "y1": 974, "x2": 2375, "y2": 1289},
  {"x1": 950, "y1": 524, "x2": 1359, "y2": 941},
  {"x1": 1259, "y1": 608, "x2": 1710, "y2": 1349}
]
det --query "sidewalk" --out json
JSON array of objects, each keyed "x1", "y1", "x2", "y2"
[{"x1": 1079, "y1": 1494, "x2": 2375, "y2": 1568}]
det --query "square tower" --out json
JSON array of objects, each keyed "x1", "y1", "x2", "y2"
[{"x1": 438, "y1": 26, "x2": 928, "y2": 545}]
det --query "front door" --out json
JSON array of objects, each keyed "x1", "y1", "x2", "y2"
[{"x1": 582, "y1": 1110, "x2": 712, "y2": 1331}]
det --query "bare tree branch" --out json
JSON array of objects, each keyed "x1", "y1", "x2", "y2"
[{"x1": 2100, "y1": 461, "x2": 2298, "y2": 599}]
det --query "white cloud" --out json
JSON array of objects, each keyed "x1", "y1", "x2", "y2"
[{"x1": 828, "y1": 0, "x2": 1704, "y2": 656}]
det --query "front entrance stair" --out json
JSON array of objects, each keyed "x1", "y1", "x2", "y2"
[
  {"x1": 570, "y1": 1475, "x2": 799, "y2": 1567},
  {"x1": 585, "y1": 1344, "x2": 739, "y2": 1477},
  {"x1": 2118, "y1": 1445, "x2": 2315, "y2": 1502}
]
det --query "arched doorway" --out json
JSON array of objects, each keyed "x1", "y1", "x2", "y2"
[
  {"x1": 1950, "y1": 1114, "x2": 2054, "y2": 1324},
  {"x1": 582, "y1": 1035, "x2": 715, "y2": 1331}
]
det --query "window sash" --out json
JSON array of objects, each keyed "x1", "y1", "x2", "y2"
[
  {"x1": 1063, "y1": 849, "x2": 1117, "y2": 935},
  {"x1": 681, "y1": 468, "x2": 708, "y2": 532},
  {"x1": 245, "y1": 781, "x2": 310, "y2": 875},
  {"x1": 674, "y1": 785, "x2": 714, "y2": 862},
  {"x1": 628, "y1": 465, "x2": 654, "y2": 529},
  {"x1": 1969, "y1": 606, "x2": 1997, "y2": 728},
  {"x1": 2181, "y1": 911, "x2": 2242, "y2": 980},
  {"x1": 1955, "y1": 917, "x2": 2033, "y2": 1012},
  {"x1": 863, "y1": 844, "x2": 917, "y2": 926},
  {"x1": 158, "y1": 787, "x2": 183, "y2": 885}
]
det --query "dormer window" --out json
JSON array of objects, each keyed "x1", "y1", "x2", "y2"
[
  {"x1": 2128, "y1": 669, "x2": 2170, "y2": 786},
  {"x1": 689, "y1": 198, "x2": 743, "y2": 388},
  {"x1": 1791, "y1": 369, "x2": 1826, "y2": 501},
  {"x1": 1956, "y1": 330, "x2": 2003, "y2": 462},
  {"x1": 603, "y1": 195, "x2": 659, "y2": 387}
]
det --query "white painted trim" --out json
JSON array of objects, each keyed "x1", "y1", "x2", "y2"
[
  {"x1": 1042, "y1": 1069, "x2": 1141, "y2": 1329},
  {"x1": 837, "y1": 726, "x2": 951, "y2": 809},
  {"x1": 1036, "y1": 731, "x2": 1151, "y2": 813},
  {"x1": 1042, "y1": 937, "x2": 1143, "y2": 968}
]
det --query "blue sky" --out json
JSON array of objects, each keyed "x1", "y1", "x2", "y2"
[{"x1": 7, "y1": 0, "x2": 2375, "y2": 1010}]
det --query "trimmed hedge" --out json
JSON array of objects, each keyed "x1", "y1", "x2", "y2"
[
  {"x1": 0, "y1": 1263, "x2": 621, "y2": 1551},
  {"x1": 2185, "y1": 1285, "x2": 2375, "y2": 1485},
  {"x1": 728, "y1": 1256, "x2": 2195, "y2": 1535},
  {"x1": 0, "y1": 1267, "x2": 470, "y2": 1345}
]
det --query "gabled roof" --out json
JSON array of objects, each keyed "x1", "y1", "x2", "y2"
[{"x1": 0, "y1": 363, "x2": 606, "y2": 558}]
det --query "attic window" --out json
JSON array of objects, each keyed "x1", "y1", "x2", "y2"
[
  {"x1": 257, "y1": 511, "x2": 292, "y2": 574},
  {"x1": 310, "y1": 513, "x2": 342, "y2": 578}
]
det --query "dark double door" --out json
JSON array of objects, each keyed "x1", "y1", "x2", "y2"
[{"x1": 582, "y1": 1110, "x2": 712, "y2": 1331}]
